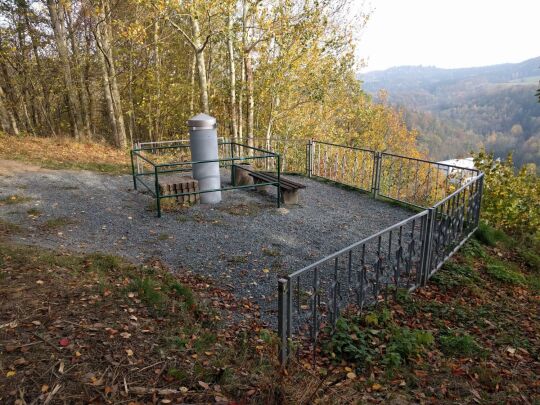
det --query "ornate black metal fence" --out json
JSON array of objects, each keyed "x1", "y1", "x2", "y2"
[{"x1": 277, "y1": 141, "x2": 484, "y2": 366}]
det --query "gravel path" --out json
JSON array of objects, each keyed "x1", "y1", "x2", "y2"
[{"x1": 0, "y1": 160, "x2": 414, "y2": 325}]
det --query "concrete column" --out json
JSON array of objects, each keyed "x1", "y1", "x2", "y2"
[{"x1": 188, "y1": 113, "x2": 222, "y2": 203}]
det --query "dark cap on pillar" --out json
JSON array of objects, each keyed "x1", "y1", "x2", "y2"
[{"x1": 187, "y1": 113, "x2": 216, "y2": 130}]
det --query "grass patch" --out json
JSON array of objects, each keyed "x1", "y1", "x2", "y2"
[
  {"x1": 169, "y1": 281, "x2": 196, "y2": 310},
  {"x1": 262, "y1": 247, "x2": 281, "y2": 257},
  {"x1": 516, "y1": 247, "x2": 540, "y2": 273},
  {"x1": 0, "y1": 194, "x2": 32, "y2": 205},
  {"x1": 128, "y1": 276, "x2": 166, "y2": 309},
  {"x1": 461, "y1": 238, "x2": 487, "y2": 259},
  {"x1": 40, "y1": 217, "x2": 75, "y2": 229},
  {"x1": 474, "y1": 222, "x2": 509, "y2": 246},
  {"x1": 158, "y1": 233, "x2": 170, "y2": 241},
  {"x1": 227, "y1": 254, "x2": 248, "y2": 264},
  {"x1": 484, "y1": 261, "x2": 525, "y2": 285},
  {"x1": 432, "y1": 262, "x2": 481, "y2": 290},
  {"x1": 0, "y1": 218, "x2": 21, "y2": 234},
  {"x1": 0, "y1": 134, "x2": 129, "y2": 174},
  {"x1": 439, "y1": 331, "x2": 485, "y2": 357},
  {"x1": 26, "y1": 207, "x2": 42, "y2": 216},
  {"x1": 218, "y1": 203, "x2": 261, "y2": 216}
]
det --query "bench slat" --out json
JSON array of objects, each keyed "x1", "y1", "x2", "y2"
[{"x1": 249, "y1": 172, "x2": 306, "y2": 190}]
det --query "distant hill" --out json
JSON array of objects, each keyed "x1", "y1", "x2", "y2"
[{"x1": 359, "y1": 57, "x2": 540, "y2": 168}]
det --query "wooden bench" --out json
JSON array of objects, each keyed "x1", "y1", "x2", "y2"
[{"x1": 249, "y1": 171, "x2": 306, "y2": 204}]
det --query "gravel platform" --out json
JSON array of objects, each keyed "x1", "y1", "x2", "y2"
[{"x1": 0, "y1": 161, "x2": 414, "y2": 325}]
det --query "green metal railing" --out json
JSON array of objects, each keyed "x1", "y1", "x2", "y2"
[{"x1": 131, "y1": 142, "x2": 281, "y2": 217}]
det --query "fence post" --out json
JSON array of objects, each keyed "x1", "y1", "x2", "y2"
[
  {"x1": 307, "y1": 139, "x2": 313, "y2": 178},
  {"x1": 135, "y1": 141, "x2": 141, "y2": 176},
  {"x1": 154, "y1": 165, "x2": 161, "y2": 218},
  {"x1": 372, "y1": 152, "x2": 382, "y2": 198},
  {"x1": 475, "y1": 175, "x2": 484, "y2": 228},
  {"x1": 420, "y1": 208, "x2": 435, "y2": 285},
  {"x1": 278, "y1": 278, "x2": 289, "y2": 366},
  {"x1": 230, "y1": 142, "x2": 236, "y2": 186},
  {"x1": 130, "y1": 150, "x2": 137, "y2": 190}
]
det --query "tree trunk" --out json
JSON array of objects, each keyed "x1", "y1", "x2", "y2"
[
  {"x1": 96, "y1": 38, "x2": 118, "y2": 143},
  {"x1": 94, "y1": 0, "x2": 127, "y2": 148},
  {"x1": 153, "y1": 19, "x2": 161, "y2": 139},
  {"x1": 245, "y1": 52, "x2": 254, "y2": 148},
  {"x1": 190, "y1": 16, "x2": 209, "y2": 114},
  {"x1": 128, "y1": 38, "x2": 135, "y2": 145},
  {"x1": 227, "y1": 12, "x2": 238, "y2": 142},
  {"x1": 189, "y1": 53, "x2": 196, "y2": 117},
  {"x1": 0, "y1": 84, "x2": 19, "y2": 135},
  {"x1": 46, "y1": 0, "x2": 83, "y2": 139},
  {"x1": 66, "y1": 8, "x2": 92, "y2": 139}
]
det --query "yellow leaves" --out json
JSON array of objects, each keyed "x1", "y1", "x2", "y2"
[{"x1": 6, "y1": 370, "x2": 16, "y2": 377}]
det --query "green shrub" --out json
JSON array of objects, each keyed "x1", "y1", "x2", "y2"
[
  {"x1": 324, "y1": 318, "x2": 374, "y2": 367},
  {"x1": 384, "y1": 328, "x2": 434, "y2": 367},
  {"x1": 474, "y1": 152, "x2": 540, "y2": 243},
  {"x1": 462, "y1": 239, "x2": 487, "y2": 259}
]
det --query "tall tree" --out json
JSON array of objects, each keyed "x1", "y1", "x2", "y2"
[
  {"x1": 93, "y1": 0, "x2": 127, "y2": 148},
  {"x1": 46, "y1": 0, "x2": 84, "y2": 139}
]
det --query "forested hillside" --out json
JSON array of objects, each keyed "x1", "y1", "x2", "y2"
[
  {"x1": 0, "y1": 0, "x2": 421, "y2": 156},
  {"x1": 361, "y1": 58, "x2": 540, "y2": 169}
]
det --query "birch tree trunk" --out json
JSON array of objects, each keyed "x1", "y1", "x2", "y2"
[
  {"x1": 245, "y1": 52, "x2": 254, "y2": 149},
  {"x1": 190, "y1": 16, "x2": 209, "y2": 114},
  {"x1": 46, "y1": 0, "x2": 83, "y2": 139},
  {"x1": 66, "y1": 9, "x2": 92, "y2": 138},
  {"x1": 153, "y1": 19, "x2": 161, "y2": 139},
  {"x1": 189, "y1": 53, "x2": 196, "y2": 117},
  {"x1": 0, "y1": 85, "x2": 19, "y2": 135},
  {"x1": 94, "y1": 0, "x2": 127, "y2": 148},
  {"x1": 227, "y1": 12, "x2": 238, "y2": 142}
]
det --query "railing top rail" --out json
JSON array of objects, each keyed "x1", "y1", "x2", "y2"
[
  {"x1": 432, "y1": 172, "x2": 484, "y2": 208},
  {"x1": 132, "y1": 149, "x2": 158, "y2": 167},
  {"x1": 380, "y1": 151, "x2": 480, "y2": 174},
  {"x1": 288, "y1": 209, "x2": 429, "y2": 279},
  {"x1": 135, "y1": 137, "x2": 227, "y2": 146},
  {"x1": 132, "y1": 142, "x2": 278, "y2": 168},
  {"x1": 312, "y1": 140, "x2": 376, "y2": 154},
  {"x1": 229, "y1": 142, "x2": 282, "y2": 155},
  {"x1": 153, "y1": 154, "x2": 278, "y2": 169},
  {"x1": 251, "y1": 137, "x2": 310, "y2": 143}
]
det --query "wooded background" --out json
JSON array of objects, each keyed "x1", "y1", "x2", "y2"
[{"x1": 0, "y1": 0, "x2": 419, "y2": 155}]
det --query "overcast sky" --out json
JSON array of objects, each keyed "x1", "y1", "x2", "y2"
[{"x1": 356, "y1": 0, "x2": 540, "y2": 72}]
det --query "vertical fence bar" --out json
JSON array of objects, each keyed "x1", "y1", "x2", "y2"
[{"x1": 278, "y1": 278, "x2": 288, "y2": 366}]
